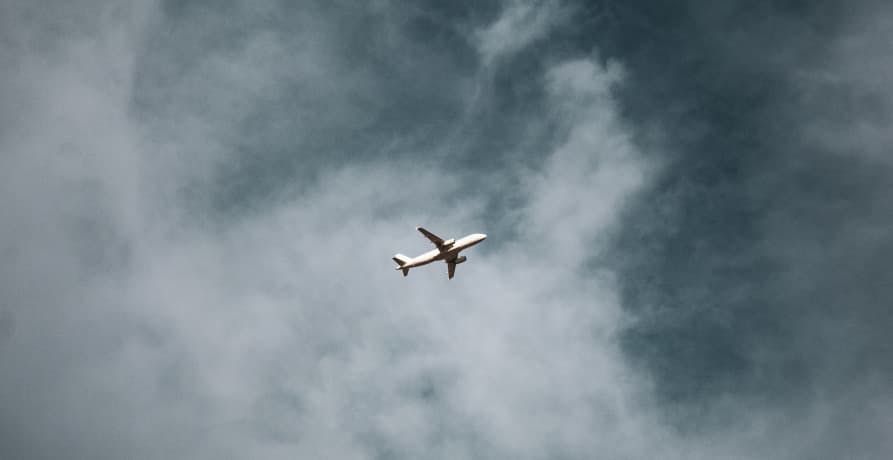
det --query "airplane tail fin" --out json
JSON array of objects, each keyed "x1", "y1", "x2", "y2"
[{"x1": 392, "y1": 254, "x2": 411, "y2": 277}]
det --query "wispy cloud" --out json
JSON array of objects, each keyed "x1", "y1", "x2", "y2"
[{"x1": 474, "y1": 0, "x2": 569, "y2": 65}]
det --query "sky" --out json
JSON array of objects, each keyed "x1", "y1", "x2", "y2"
[{"x1": 1, "y1": 0, "x2": 891, "y2": 459}]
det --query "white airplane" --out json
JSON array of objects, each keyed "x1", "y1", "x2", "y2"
[{"x1": 392, "y1": 227, "x2": 487, "y2": 279}]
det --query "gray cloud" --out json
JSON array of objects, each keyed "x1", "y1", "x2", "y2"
[
  {"x1": 610, "y1": 1, "x2": 893, "y2": 458},
  {"x1": 475, "y1": 0, "x2": 568, "y2": 65},
  {"x1": 0, "y1": 1, "x2": 672, "y2": 459}
]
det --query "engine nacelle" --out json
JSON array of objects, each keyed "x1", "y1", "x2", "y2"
[
  {"x1": 454, "y1": 256, "x2": 467, "y2": 264},
  {"x1": 440, "y1": 239, "x2": 455, "y2": 247}
]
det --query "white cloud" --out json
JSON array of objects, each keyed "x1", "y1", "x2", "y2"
[
  {"x1": 0, "y1": 1, "x2": 711, "y2": 459},
  {"x1": 474, "y1": 0, "x2": 569, "y2": 65}
]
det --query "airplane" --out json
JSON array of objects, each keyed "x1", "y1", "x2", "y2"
[{"x1": 392, "y1": 227, "x2": 487, "y2": 279}]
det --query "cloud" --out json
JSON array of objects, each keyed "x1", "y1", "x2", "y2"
[
  {"x1": 609, "y1": 1, "x2": 893, "y2": 458},
  {"x1": 756, "y1": 4, "x2": 893, "y2": 457},
  {"x1": 6, "y1": 1, "x2": 889, "y2": 459},
  {"x1": 795, "y1": 1, "x2": 893, "y2": 164},
  {"x1": 0, "y1": 1, "x2": 674, "y2": 459},
  {"x1": 474, "y1": 0, "x2": 569, "y2": 65}
]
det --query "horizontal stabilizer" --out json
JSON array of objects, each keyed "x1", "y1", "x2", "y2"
[
  {"x1": 393, "y1": 254, "x2": 412, "y2": 277},
  {"x1": 392, "y1": 254, "x2": 411, "y2": 266}
]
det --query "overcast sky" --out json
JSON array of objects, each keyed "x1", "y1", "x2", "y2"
[{"x1": 1, "y1": 1, "x2": 891, "y2": 459}]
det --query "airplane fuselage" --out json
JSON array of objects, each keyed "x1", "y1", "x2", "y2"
[
  {"x1": 393, "y1": 227, "x2": 486, "y2": 279},
  {"x1": 401, "y1": 233, "x2": 487, "y2": 268}
]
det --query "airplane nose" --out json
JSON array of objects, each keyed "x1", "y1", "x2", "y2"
[{"x1": 479, "y1": 233, "x2": 487, "y2": 240}]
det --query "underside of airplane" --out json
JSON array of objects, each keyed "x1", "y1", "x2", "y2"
[{"x1": 392, "y1": 227, "x2": 486, "y2": 279}]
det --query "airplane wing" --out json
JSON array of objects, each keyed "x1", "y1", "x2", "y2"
[
  {"x1": 447, "y1": 261, "x2": 456, "y2": 279},
  {"x1": 417, "y1": 227, "x2": 444, "y2": 247}
]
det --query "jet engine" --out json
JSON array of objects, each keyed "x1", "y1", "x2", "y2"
[
  {"x1": 441, "y1": 239, "x2": 455, "y2": 247},
  {"x1": 454, "y1": 256, "x2": 467, "y2": 264}
]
